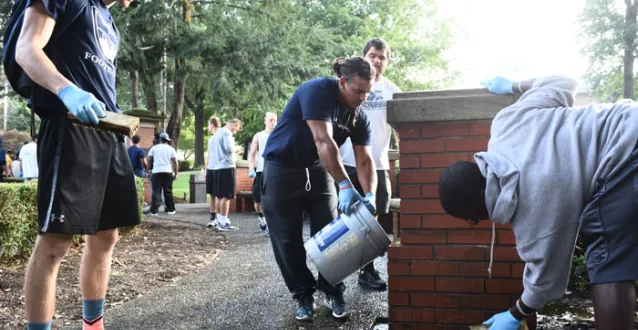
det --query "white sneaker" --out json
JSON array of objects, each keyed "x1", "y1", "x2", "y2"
[
  {"x1": 217, "y1": 223, "x2": 238, "y2": 231},
  {"x1": 168, "y1": 211, "x2": 176, "y2": 215},
  {"x1": 206, "y1": 219, "x2": 218, "y2": 228}
]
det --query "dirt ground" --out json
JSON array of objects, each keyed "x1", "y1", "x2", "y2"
[{"x1": 0, "y1": 219, "x2": 224, "y2": 329}]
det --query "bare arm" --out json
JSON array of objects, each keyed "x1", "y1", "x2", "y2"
[
  {"x1": 15, "y1": 0, "x2": 73, "y2": 95},
  {"x1": 393, "y1": 128, "x2": 400, "y2": 147},
  {"x1": 306, "y1": 120, "x2": 348, "y2": 183},
  {"x1": 141, "y1": 157, "x2": 148, "y2": 172},
  {"x1": 148, "y1": 157, "x2": 153, "y2": 172},
  {"x1": 172, "y1": 157, "x2": 178, "y2": 178},
  {"x1": 513, "y1": 79, "x2": 537, "y2": 94},
  {"x1": 353, "y1": 145, "x2": 377, "y2": 194},
  {"x1": 248, "y1": 134, "x2": 259, "y2": 170}
]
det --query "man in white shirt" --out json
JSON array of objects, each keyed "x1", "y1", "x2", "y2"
[
  {"x1": 339, "y1": 38, "x2": 400, "y2": 290},
  {"x1": 248, "y1": 112, "x2": 277, "y2": 236},
  {"x1": 20, "y1": 135, "x2": 39, "y2": 181},
  {"x1": 147, "y1": 133, "x2": 178, "y2": 216},
  {"x1": 210, "y1": 119, "x2": 243, "y2": 231}
]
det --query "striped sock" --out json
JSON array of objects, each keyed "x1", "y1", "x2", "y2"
[{"x1": 26, "y1": 321, "x2": 52, "y2": 330}]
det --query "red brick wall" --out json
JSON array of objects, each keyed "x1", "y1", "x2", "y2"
[
  {"x1": 229, "y1": 166, "x2": 255, "y2": 213},
  {"x1": 388, "y1": 121, "x2": 524, "y2": 329}
]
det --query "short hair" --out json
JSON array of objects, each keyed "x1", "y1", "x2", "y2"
[
  {"x1": 331, "y1": 56, "x2": 375, "y2": 83},
  {"x1": 265, "y1": 112, "x2": 276, "y2": 119},
  {"x1": 209, "y1": 116, "x2": 221, "y2": 128},
  {"x1": 363, "y1": 37, "x2": 391, "y2": 59},
  {"x1": 438, "y1": 161, "x2": 486, "y2": 219},
  {"x1": 131, "y1": 135, "x2": 141, "y2": 144},
  {"x1": 228, "y1": 119, "x2": 243, "y2": 130}
]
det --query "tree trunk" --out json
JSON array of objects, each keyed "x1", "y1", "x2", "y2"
[
  {"x1": 193, "y1": 101, "x2": 205, "y2": 168},
  {"x1": 130, "y1": 70, "x2": 139, "y2": 108},
  {"x1": 166, "y1": 58, "x2": 186, "y2": 148},
  {"x1": 141, "y1": 71, "x2": 159, "y2": 113},
  {"x1": 623, "y1": 0, "x2": 638, "y2": 99}
]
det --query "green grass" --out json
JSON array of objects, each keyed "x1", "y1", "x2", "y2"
[{"x1": 172, "y1": 170, "x2": 200, "y2": 201}]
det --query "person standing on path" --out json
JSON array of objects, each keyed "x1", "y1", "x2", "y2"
[
  {"x1": 205, "y1": 116, "x2": 221, "y2": 228},
  {"x1": 339, "y1": 38, "x2": 400, "y2": 291},
  {"x1": 10, "y1": 0, "x2": 139, "y2": 329},
  {"x1": 127, "y1": 135, "x2": 148, "y2": 178},
  {"x1": 261, "y1": 57, "x2": 378, "y2": 321},
  {"x1": 147, "y1": 132, "x2": 178, "y2": 216},
  {"x1": 248, "y1": 112, "x2": 277, "y2": 236},
  {"x1": 210, "y1": 119, "x2": 242, "y2": 231},
  {"x1": 19, "y1": 135, "x2": 39, "y2": 181}
]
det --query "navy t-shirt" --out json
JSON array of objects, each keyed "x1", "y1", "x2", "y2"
[
  {"x1": 263, "y1": 78, "x2": 371, "y2": 168},
  {"x1": 127, "y1": 145, "x2": 146, "y2": 176},
  {"x1": 28, "y1": 0, "x2": 121, "y2": 117}
]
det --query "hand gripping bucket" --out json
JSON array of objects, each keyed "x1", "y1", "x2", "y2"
[{"x1": 304, "y1": 201, "x2": 393, "y2": 286}]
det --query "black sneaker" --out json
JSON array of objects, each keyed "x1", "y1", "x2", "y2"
[
  {"x1": 295, "y1": 296, "x2": 315, "y2": 321},
  {"x1": 358, "y1": 269, "x2": 387, "y2": 290},
  {"x1": 324, "y1": 293, "x2": 347, "y2": 319}
]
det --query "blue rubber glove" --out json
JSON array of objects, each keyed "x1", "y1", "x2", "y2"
[
  {"x1": 338, "y1": 179, "x2": 363, "y2": 215},
  {"x1": 57, "y1": 85, "x2": 106, "y2": 125},
  {"x1": 362, "y1": 192, "x2": 376, "y2": 215},
  {"x1": 249, "y1": 169, "x2": 256, "y2": 178},
  {"x1": 480, "y1": 76, "x2": 514, "y2": 95},
  {"x1": 18, "y1": 173, "x2": 23, "y2": 180},
  {"x1": 483, "y1": 310, "x2": 521, "y2": 330}
]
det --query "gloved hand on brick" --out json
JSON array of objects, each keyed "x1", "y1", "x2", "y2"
[
  {"x1": 483, "y1": 310, "x2": 521, "y2": 329},
  {"x1": 249, "y1": 169, "x2": 256, "y2": 178},
  {"x1": 58, "y1": 85, "x2": 106, "y2": 125},
  {"x1": 480, "y1": 76, "x2": 514, "y2": 95}
]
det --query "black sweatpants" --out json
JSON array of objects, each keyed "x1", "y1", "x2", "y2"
[
  {"x1": 261, "y1": 161, "x2": 344, "y2": 301},
  {"x1": 151, "y1": 173, "x2": 175, "y2": 213}
]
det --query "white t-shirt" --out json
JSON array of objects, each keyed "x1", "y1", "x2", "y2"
[
  {"x1": 256, "y1": 131, "x2": 270, "y2": 172},
  {"x1": 20, "y1": 142, "x2": 38, "y2": 178},
  {"x1": 148, "y1": 144, "x2": 177, "y2": 173},
  {"x1": 207, "y1": 135, "x2": 217, "y2": 170},
  {"x1": 340, "y1": 77, "x2": 401, "y2": 170}
]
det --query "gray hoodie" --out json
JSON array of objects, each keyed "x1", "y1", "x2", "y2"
[{"x1": 474, "y1": 76, "x2": 638, "y2": 309}]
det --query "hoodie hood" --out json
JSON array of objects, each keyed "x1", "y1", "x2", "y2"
[{"x1": 474, "y1": 151, "x2": 520, "y2": 225}]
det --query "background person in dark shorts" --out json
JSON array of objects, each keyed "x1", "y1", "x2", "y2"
[
  {"x1": 438, "y1": 75, "x2": 638, "y2": 330},
  {"x1": 127, "y1": 135, "x2": 148, "y2": 178},
  {"x1": 248, "y1": 112, "x2": 277, "y2": 236},
  {"x1": 147, "y1": 133, "x2": 178, "y2": 215},
  {"x1": 11, "y1": 0, "x2": 137, "y2": 329},
  {"x1": 209, "y1": 119, "x2": 242, "y2": 231},
  {"x1": 261, "y1": 57, "x2": 377, "y2": 321},
  {"x1": 205, "y1": 116, "x2": 221, "y2": 228},
  {"x1": 339, "y1": 38, "x2": 401, "y2": 291}
]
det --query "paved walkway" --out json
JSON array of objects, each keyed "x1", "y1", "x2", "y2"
[{"x1": 63, "y1": 204, "x2": 389, "y2": 330}]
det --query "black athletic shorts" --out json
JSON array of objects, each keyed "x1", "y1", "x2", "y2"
[
  {"x1": 37, "y1": 114, "x2": 141, "y2": 235},
  {"x1": 214, "y1": 167, "x2": 236, "y2": 199},
  {"x1": 580, "y1": 143, "x2": 638, "y2": 284},
  {"x1": 344, "y1": 165, "x2": 391, "y2": 214},
  {"x1": 252, "y1": 171, "x2": 263, "y2": 203},
  {"x1": 206, "y1": 169, "x2": 217, "y2": 195}
]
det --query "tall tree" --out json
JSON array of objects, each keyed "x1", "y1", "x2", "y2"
[{"x1": 581, "y1": 0, "x2": 638, "y2": 100}]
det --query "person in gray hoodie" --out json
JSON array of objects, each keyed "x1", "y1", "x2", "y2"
[{"x1": 437, "y1": 75, "x2": 638, "y2": 330}]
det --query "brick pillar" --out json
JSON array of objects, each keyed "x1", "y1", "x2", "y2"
[{"x1": 386, "y1": 89, "x2": 524, "y2": 329}]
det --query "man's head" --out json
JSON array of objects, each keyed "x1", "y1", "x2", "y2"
[
  {"x1": 227, "y1": 119, "x2": 243, "y2": 134},
  {"x1": 363, "y1": 38, "x2": 391, "y2": 80},
  {"x1": 332, "y1": 56, "x2": 376, "y2": 109},
  {"x1": 208, "y1": 116, "x2": 221, "y2": 134},
  {"x1": 32, "y1": 134, "x2": 38, "y2": 143},
  {"x1": 437, "y1": 161, "x2": 489, "y2": 224},
  {"x1": 6, "y1": 150, "x2": 15, "y2": 160},
  {"x1": 159, "y1": 132, "x2": 171, "y2": 144},
  {"x1": 264, "y1": 112, "x2": 277, "y2": 131},
  {"x1": 131, "y1": 135, "x2": 141, "y2": 145}
]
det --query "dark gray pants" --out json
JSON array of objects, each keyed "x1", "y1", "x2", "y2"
[{"x1": 261, "y1": 161, "x2": 344, "y2": 301}]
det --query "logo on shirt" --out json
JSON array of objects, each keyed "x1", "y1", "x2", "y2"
[
  {"x1": 92, "y1": 7, "x2": 118, "y2": 64},
  {"x1": 361, "y1": 90, "x2": 386, "y2": 111}
]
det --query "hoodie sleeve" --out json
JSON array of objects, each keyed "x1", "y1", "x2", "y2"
[
  {"x1": 508, "y1": 76, "x2": 578, "y2": 112},
  {"x1": 516, "y1": 221, "x2": 580, "y2": 309}
]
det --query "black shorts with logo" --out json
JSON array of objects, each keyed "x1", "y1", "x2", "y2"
[
  {"x1": 37, "y1": 115, "x2": 141, "y2": 235},
  {"x1": 214, "y1": 167, "x2": 236, "y2": 199},
  {"x1": 206, "y1": 169, "x2": 216, "y2": 195},
  {"x1": 580, "y1": 143, "x2": 638, "y2": 284}
]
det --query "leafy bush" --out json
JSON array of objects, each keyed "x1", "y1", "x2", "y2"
[
  {"x1": 178, "y1": 160, "x2": 192, "y2": 171},
  {"x1": 568, "y1": 235, "x2": 590, "y2": 293},
  {"x1": 0, "y1": 177, "x2": 145, "y2": 263}
]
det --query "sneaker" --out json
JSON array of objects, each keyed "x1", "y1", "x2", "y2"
[
  {"x1": 206, "y1": 219, "x2": 218, "y2": 228},
  {"x1": 295, "y1": 296, "x2": 314, "y2": 321},
  {"x1": 216, "y1": 223, "x2": 238, "y2": 231},
  {"x1": 324, "y1": 293, "x2": 347, "y2": 319},
  {"x1": 259, "y1": 217, "x2": 267, "y2": 231},
  {"x1": 83, "y1": 316, "x2": 104, "y2": 330},
  {"x1": 265, "y1": 228, "x2": 270, "y2": 237},
  {"x1": 167, "y1": 210, "x2": 176, "y2": 215},
  {"x1": 358, "y1": 268, "x2": 387, "y2": 290}
]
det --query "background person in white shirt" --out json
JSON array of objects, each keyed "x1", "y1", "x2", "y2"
[
  {"x1": 339, "y1": 38, "x2": 400, "y2": 290},
  {"x1": 20, "y1": 135, "x2": 39, "y2": 181},
  {"x1": 147, "y1": 133, "x2": 178, "y2": 215},
  {"x1": 205, "y1": 116, "x2": 221, "y2": 228},
  {"x1": 248, "y1": 112, "x2": 277, "y2": 236},
  {"x1": 210, "y1": 119, "x2": 243, "y2": 231}
]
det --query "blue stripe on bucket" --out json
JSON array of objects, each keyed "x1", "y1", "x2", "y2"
[{"x1": 313, "y1": 216, "x2": 350, "y2": 252}]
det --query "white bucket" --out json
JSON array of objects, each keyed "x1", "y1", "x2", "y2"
[{"x1": 305, "y1": 201, "x2": 393, "y2": 286}]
